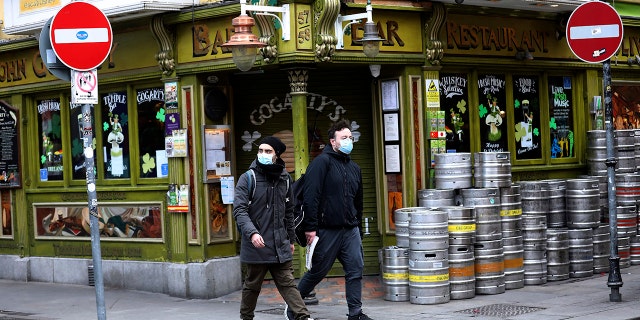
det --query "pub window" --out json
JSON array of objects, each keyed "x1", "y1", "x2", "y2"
[
  {"x1": 439, "y1": 73, "x2": 470, "y2": 153},
  {"x1": 101, "y1": 91, "x2": 130, "y2": 179},
  {"x1": 136, "y1": 87, "x2": 167, "y2": 179},
  {"x1": 435, "y1": 71, "x2": 579, "y2": 166},
  {"x1": 69, "y1": 103, "x2": 94, "y2": 180},
  {"x1": 37, "y1": 98, "x2": 63, "y2": 181},
  {"x1": 611, "y1": 83, "x2": 640, "y2": 130},
  {"x1": 512, "y1": 75, "x2": 542, "y2": 160},
  {"x1": 548, "y1": 76, "x2": 575, "y2": 159},
  {"x1": 477, "y1": 74, "x2": 507, "y2": 152}
]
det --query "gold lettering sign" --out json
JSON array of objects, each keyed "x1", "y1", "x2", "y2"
[
  {"x1": 20, "y1": 0, "x2": 61, "y2": 14},
  {"x1": 442, "y1": 14, "x2": 570, "y2": 58},
  {"x1": 446, "y1": 20, "x2": 548, "y2": 53}
]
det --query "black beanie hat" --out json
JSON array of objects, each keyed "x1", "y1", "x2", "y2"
[{"x1": 260, "y1": 136, "x2": 286, "y2": 157}]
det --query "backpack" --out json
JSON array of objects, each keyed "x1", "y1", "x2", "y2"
[{"x1": 244, "y1": 169, "x2": 307, "y2": 247}]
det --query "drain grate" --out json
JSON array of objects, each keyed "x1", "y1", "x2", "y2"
[
  {"x1": 456, "y1": 304, "x2": 545, "y2": 318},
  {"x1": 0, "y1": 310, "x2": 34, "y2": 316},
  {"x1": 258, "y1": 307, "x2": 284, "y2": 315},
  {"x1": 0, "y1": 310, "x2": 56, "y2": 320}
]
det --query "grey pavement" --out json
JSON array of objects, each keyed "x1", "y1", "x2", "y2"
[{"x1": 2, "y1": 265, "x2": 640, "y2": 320}]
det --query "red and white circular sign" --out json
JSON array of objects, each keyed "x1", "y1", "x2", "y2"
[
  {"x1": 566, "y1": 1, "x2": 623, "y2": 63},
  {"x1": 75, "y1": 70, "x2": 97, "y2": 93},
  {"x1": 50, "y1": 2, "x2": 112, "y2": 71}
]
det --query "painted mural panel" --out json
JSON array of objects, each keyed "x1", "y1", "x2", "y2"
[
  {"x1": 477, "y1": 74, "x2": 508, "y2": 152},
  {"x1": 102, "y1": 91, "x2": 131, "y2": 179},
  {"x1": 36, "y1": 203, "x2": 162, "y2": 239},
  {"x1": 513, "y1": 75, "x2": 542, "y2": 160},
  {"x1": 440, "y1": 73, "x2": 470, "y2": 152},
  {"x1": 37, "y1": 98, "x2": 63, "y2": 181},
  {"x1": 548, "y1": 76, "x2": 574, "y2": 158}
]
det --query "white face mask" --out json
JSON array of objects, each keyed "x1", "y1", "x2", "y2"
[
  {"x1": 338, "y1": 138, "x2": 353, "y2": 154},
  {"x1": 257, "y1": 153, "x2": 273, "y2": 165}
]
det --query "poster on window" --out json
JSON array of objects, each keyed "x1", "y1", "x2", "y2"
[
  {"x1": 549, "y1": 76, "x2": 574, "y2": 158},
  {"x1": 102, "y1": 92, "x2": 130, "y2": 179},
  {"x1": 477, "y1": 74, "x2": 507, "y2": 152},
  {"x1": 38, "y1": 99, "x2": 63, "y2": 181},
  {"x1": 513, "y1": 75, "x2": 541, "y2": 160},
  {"x1": 612, "y1": 84, "x2": 640, "y2": 129},
  {"x1": 136, "y1": 88, "x2": 166, "y2": 178},
  {"x1": 440, "y1": 73, "x2": 470, "y2": 152},
  {"x1": 0, "y1": 101, "x2": 20, "y2": 188}
]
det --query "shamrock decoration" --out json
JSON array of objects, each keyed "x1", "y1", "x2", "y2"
[
  {"x1": 515, "y1": 123, "x2": 527, "y2": 142},
  {"x1": 478, "y1": 104, "x2": 488, "y2": 118},
  {"x1": 457, "y1": 99, "x2": 467, "y2": 114},
  {"x1": 241, "y1": 131, "x2": 261, "y2": 152},
  {"x1": 156, "y1": 108, "x2": 165, "y2": 122},
  {"x1": 72, "y1": 138, "x2": 83, "y2": 157},
  {"x1": 142, "y1": 153, "x2": 156, "y2": 174}
]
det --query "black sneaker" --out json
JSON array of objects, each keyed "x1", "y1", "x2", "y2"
[
  {"x1": 347, "y1": 312, "x2": 373, "y2": 320},
  {"x1": 284, "y1": 304, "x2": 295, "y2": 320},
  {"x1": 302, "y1": 295, "x2": 319, "y2": 305}
]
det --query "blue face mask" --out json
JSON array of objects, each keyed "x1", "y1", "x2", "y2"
[
  {"x1": 338, "y1": 138, "x2": 353, "y2": 154},
  {"x1": 257, "y1": 153, "x2": 273, "y2": 165}
]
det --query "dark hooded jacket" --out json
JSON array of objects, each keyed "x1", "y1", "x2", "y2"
[
  {"x1": 233, "y1": 158, "x2": 295, "y2": 264},
  {"x1": 302, "y1": 144, "x2": 363, "y2": 232}
]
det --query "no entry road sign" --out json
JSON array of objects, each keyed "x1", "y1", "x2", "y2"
[
  {"x1": 50, "y1": 2, "x2": 112, "y2": 71},
  {"x1": 566, "y1": 1, "x2": 623, "y2": 63}
]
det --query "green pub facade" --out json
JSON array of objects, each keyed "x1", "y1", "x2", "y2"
[{"x1": 0, "y1": 0, "x2": 639, "y2": 298}]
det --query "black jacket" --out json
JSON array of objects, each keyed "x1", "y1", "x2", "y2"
[
  {"x1": 302, "y1": 144, "x2": 363, "y2": 232},
  {"x1": 233, "y1": 159, "x2": 294, "y2": 264}
]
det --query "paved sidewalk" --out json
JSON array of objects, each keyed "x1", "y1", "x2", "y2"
[{"x1": 2, "y1": 265, "x2": 640, "y2": 319}]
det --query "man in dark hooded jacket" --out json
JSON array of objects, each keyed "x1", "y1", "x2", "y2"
[
  {"x1": 297, "y1": 120, "x2": 373, "y2": 320},
  {"x1": 233, "y1": 136, "x2": 313, "y2": 320}
]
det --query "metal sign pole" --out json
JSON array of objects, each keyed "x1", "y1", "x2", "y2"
[
  {"x1": 603, "y1": 59, "x2": 622, "y2": 302},
  {"x1": 80, "y1": 103, "x2": 107, "y2": 319}
]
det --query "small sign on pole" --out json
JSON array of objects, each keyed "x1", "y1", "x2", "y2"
[{"x1": 71, "y1": 70, "x2": 98, "y2": 104}]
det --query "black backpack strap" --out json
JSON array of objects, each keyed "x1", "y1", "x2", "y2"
[{"x1": 246, "y1": 169, "x2": 256, "y2": 204}]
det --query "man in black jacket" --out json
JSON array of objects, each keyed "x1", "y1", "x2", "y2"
[
  {"x1": 233, "y1": 136, "x2": 313, "y2": 320},
  {"x1": 298, "y1": 120, "x2": 373, "y2": 320}
]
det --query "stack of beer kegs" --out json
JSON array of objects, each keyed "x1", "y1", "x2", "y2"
[
  {"x1": 517, "y1": 181, "x2": 549, "y2": 285},
  {"x1": 541, "y1": 179, "x2": 570, "y2": 282}
]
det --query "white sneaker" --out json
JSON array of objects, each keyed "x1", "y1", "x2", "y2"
[{"x1": 284, "y1": 304, "x2": 314, "y2": 320}]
